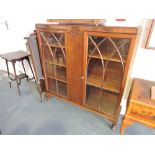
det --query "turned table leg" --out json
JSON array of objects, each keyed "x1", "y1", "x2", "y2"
[
  {"x1": 120, "y1": 117, "x2": 133, "y2": 135},
  {"x1": 12, "y1": 61, "x2": 20, "y2": 95},
  {"x1": 5, "y1": 60, "x2": 12, "y2": 88},
  {"x1": 21, "y1": 60, "x2": 28, "y2": 81}
]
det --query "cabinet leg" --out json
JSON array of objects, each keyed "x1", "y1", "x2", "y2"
[
  {"x1": 36, "y1": 84, "x2": 43, "y2": 103},
  {"x1": 120, "y1": 118, "x2": 133, "y2": 135},
  {"x1": 26, "y1": 57, "x2": 35, "y2": 81},
  {"x1": 111, "y1": 124, "x2": 116, "y2": 131}
]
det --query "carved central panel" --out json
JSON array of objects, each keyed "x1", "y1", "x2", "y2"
[{"x1": 67, "y1": 26, "x2": 83, "y2": 37}]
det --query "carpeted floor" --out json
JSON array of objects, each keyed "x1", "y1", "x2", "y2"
[{"x1": 0, "y1": 70, "x2": 155, "y2": 135}]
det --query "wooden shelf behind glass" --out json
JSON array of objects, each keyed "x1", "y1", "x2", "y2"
[
  {"x1": 87, "y1": 73, "x2": 121, "y2": 94},
  {"x1": 88, "y1": 50, "x2": 127, "y2": 63},
  {"x1": 42, "y1": 43, "x2": 65, "y2": 48},
  {"x1": 45, "y1": 61, "x2": 67, "y2": 84},
  {"x1": 45, "y1": 60, "x2": 66, "y2": 67},
  {"x1": 47, "y1": 74, "x2": 67, "y2": 84},
  {"x1": 47, "y1": 77, "x2": 67, "y2": 98}
]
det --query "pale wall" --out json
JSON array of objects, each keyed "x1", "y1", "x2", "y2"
[
  {"x1": 121, "y1": 19, "x2": 155, "y2": 114},
  {"x1": 0, "y1": 18, "x2": 45, "y2": 76}
]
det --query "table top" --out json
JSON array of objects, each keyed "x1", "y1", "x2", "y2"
[
  {"x1": 0, "y1": 50, "x2": 30, "y2": 61},
  {"x1": 130, "y1": 78, "x2": 155, "y2": 108}
]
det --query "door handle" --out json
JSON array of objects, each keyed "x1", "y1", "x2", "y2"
[{"x1": 81, "y1": 76, "x2": 84, "y2": 80}]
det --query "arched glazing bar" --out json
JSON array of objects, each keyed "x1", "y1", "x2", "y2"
[
  {"x1": 87, "y1": 36, "x2": 106, "y2": 111},
  {"x1": 40, "y1": 32, "x2": 54, "y2": 59},
  {"x1": 87, "y1": 37, "x2": 107, "y2": 66},
  {"x1": 86, "y1": 36, "x2": 127, "y2": 110},
  {"x1": 102, "y1": 37, "x2": 125, "y2": 83},
  {"x1": 106, "y1": 37, "x2": 125, "y2": 71},
  {"x1": 87, "y1": 36, "x2": 105, "y2": 80},
  {"x1": 40, "y1": 32, "x2": 58, "y2": 93},
  {"x1": 51, "y1": 33, "x2": 66, "y2": 60}
]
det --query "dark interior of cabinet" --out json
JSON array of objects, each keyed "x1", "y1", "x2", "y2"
[
  {"x1": 47, "y1": 77, "x2": 57, "y2": 93},
  {"x1": 86, "y1": 85, "x2": 118, "y2": 116},
  {"x1": 43, "y1": 46, "x2": 66, "y2": 66},
  {"x1": 43, "y1": 45, "x2": 53, "y2": 62},
  {"x1": 88, "y1": 36, "x2": 130, "y2": 63},
  {"x1": 87, "y1": 59, "x2": 123, "y2": 94},
  {"x1": 47, "y1": 77, "x2": 67, "y2": 97},
  {"x1": 54, "y1": 48, "x2": 66, "y2": 66},
  {"x1": 41, "y1": 32, "x2": 65, "y2": 47},
  {"x1": 56, "y1": 65, "x2": 67, "y2": 82},
  {"x1": 58, "y1": 81, "x2": 67, "y2": 97},
  {"x1": 45, "y1": 63, "x2": 67, "y2": 83},
  {"x1": 45, "y1": 62, "x2": 55, "y2": 78}
]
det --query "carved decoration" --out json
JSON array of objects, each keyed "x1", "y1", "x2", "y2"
[
  {"x1": 67, "y1": 26, "x2": 83, "y2": 37},
  {"x1": 129, "y1": 105, "x2": 155, "y2": 120}
]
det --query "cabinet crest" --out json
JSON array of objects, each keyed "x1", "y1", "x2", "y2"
[{"x1": 67, "y1": 26, "x2": 83, "y2": 37}]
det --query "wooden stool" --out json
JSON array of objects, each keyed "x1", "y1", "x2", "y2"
[
  {"x1": 120, "y1": 78, "x2": 155, "y2": 134},
  {"x1": 0, "y1": 50, "x2": 35, "y2": 95}
]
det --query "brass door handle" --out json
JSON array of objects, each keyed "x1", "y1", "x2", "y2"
[{"x1": 81, "y1": 76, "x2": 84, "y2": 80}]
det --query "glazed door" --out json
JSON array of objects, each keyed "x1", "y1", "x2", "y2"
[
  {"x1": 38, "y1": 30, "x2": 68, "y2": 98},
  {"x1": 85, "y1": 32, "x2": 134, "y2": 118}
]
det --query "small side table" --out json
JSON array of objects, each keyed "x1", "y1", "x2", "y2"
[
  {"x1": 120, "y1": 78, "x2": 155, "y2": 134},
  {"x1": 0, "y1": 50, "x2": 35, "y2": 95}
]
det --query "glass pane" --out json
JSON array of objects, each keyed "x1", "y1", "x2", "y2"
[
  {"x1": 100, "y1": 92, "x2": 118, "y2": 116},
  {"x1": 58, "y1": 81, "x2": 67, "y2": 97},
  {"x1": 88, "y1": 36, "x2": 106, "y2": 58},
  {"x1": 45, "y1": 63, "x2": 55, "y2": 78},
  {"x1": 103, "y1": 61, "x2": 123, "y2": 93},
  {"x1": 106, "y1": 38, "x2": 130, "y2": 61},
  {"x1": 86, "y1": 34, "x2": 130, "y2": 116},
  {"x1": 41, "y1": 31, "x2": 68, "y2": 98},
  {"x1": 54, "y1": 48, "x2": 66, "y2": 66},
  {"x1": 47, "y1": 78, "x2": 57, "y2": 93},
  {"x1": 41, "y1": 32, "x2": 65, "y2": 47},
  {"x1": 43, "y1": 45, "x2": 53, "y2": 62},
  {"x1": 87, "y1": 58, "x2": 103, "y2": 87},
  {"x1": 86, "y1": 85, "x2": 102, "y2": 110},
  {"x1": 56, "y1": 66, "x2": 67, "y2": 82},
  {"x1": 88, "y1": 36, "x2": 131, "y2": 63}
]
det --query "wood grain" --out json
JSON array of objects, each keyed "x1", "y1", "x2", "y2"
[
  {"x1": 36, "y1": 22, "x2": 138, "y2": 126},
  {"x1": 121, "y1": 78, "x2": 155, "y2": 134}
]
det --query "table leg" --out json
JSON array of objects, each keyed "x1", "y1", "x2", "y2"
[
  {"x1": 5, "y1": 60, "x2": 12, "y2": 88},
  {"x1": 12, "y1": 61, "x2": 20, "y2": 95},
  {"x1": 120, "y1": 117, "x2": 133, "y2": 135},
  {"x1": 21, "y1": 60, "x2": 28, "y2": 81}
]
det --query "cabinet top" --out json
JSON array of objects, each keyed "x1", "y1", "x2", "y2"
[
  {"x1": 35, "y1": 23, "x2": 138, "y2": 34},
  {"x1": 46, "y1": 19, "x2": 106, "y2": 25}
]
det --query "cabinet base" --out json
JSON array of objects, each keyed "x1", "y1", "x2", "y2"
[{"x1": 44, "y1": 91, "x2": 120, "y2": 128}]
